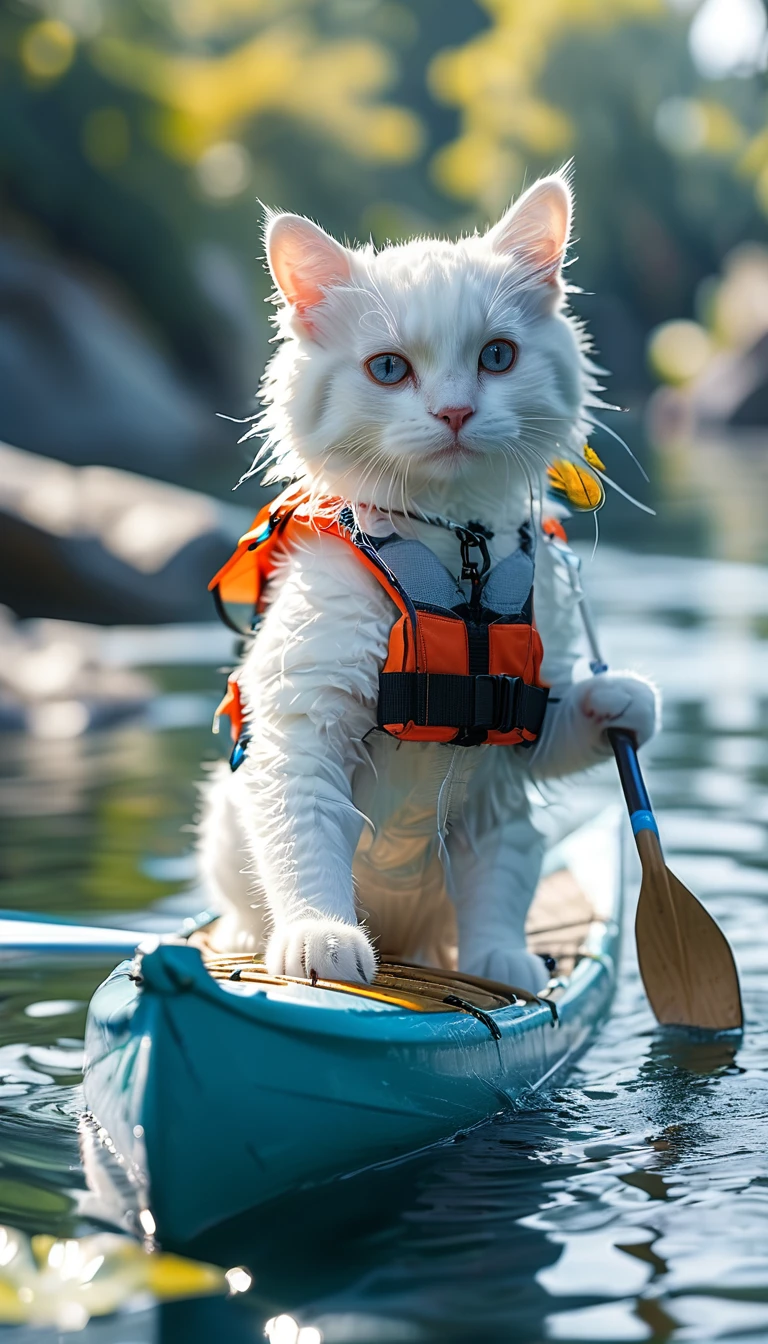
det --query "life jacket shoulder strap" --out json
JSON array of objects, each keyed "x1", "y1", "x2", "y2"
[{"x1": 209, "y1": 491, "x2": 410, "y2": 636}]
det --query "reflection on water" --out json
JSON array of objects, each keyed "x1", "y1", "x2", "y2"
[{"x1": 0, "y1": 529, "x2": 767, "y2": 1342}]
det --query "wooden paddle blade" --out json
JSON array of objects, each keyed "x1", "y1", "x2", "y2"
[{"x1": 634, "y1": 829, "x2": 743, "y2": 1032}]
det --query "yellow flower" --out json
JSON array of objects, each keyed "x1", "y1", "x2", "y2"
[{"x1": 547, "y1": 459, "x2": 604, "y2": 511}]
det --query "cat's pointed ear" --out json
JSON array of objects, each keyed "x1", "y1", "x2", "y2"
[
  {"x1": 486, "y1": 173, "x2": 572, "y2": 286},
  {"x1": 266, "y1": 213, "x2": 352, "y2": 321}
]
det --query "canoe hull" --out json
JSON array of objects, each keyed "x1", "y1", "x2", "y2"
[{"x1": 83, "y1": 811, "x2": 623, "y2": 1243}]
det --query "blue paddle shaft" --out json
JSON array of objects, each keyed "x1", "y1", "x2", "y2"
[
  {"x1": 607, "y1": 728, "x2": 658, "y2": 840},
  {"x1": 553, "y1": 555, "x2": 659, "y2": 844}
]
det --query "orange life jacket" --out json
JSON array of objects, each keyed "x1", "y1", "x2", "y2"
[{"x1": 210, "y1": 488, "x2": 550, "y2": 763}]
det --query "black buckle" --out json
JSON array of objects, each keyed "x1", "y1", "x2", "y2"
[
  {"x1": 495, "y1": 675, "x2": 520, "y2": 734},
  {"x1": 473, "y1": 675, "x2": 496, "y2": 729},
  {"x1": 473, "y1": 675, "x2": 520, "y2": 732},
  {"x1": 517, "y1": 682, "x2": 549, "y2": 738}
]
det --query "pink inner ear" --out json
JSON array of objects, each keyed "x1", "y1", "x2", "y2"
[
  {"x1": 267, "y1": 216, "x2": 352, "y2": 313},
  {"x1": 488, "y1": 179, "x2": 572, "y2": 282}
]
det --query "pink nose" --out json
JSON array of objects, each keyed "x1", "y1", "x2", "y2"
[{"x1": 432, "y1": 405, "x2": 475, "y2": 434}]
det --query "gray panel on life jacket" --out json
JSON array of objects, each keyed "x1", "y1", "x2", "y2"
[
  {"x1": 375, "y1": 535, "x2": 534, "y2": 617},
  {"x1": 482, "y1": 548, "x2": 534, "y2": 615},
  {"x1": 376, "y1": 539, "x2": 462, "y2": 612}
]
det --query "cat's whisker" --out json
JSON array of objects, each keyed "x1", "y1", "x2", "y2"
[
  {"x1": 507, "y1": 436, "x2": 551, "y2": 472},
  {"x1": 588, "y1": 415, "x2": 649, "y2": 482},
  {"x1": 500, "y1": 439, "x2": 537, "y2": 498}
]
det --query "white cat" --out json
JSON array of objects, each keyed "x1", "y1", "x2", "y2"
[{"x1": 198, "y1": 170, "x2": 658, "y2": 992}]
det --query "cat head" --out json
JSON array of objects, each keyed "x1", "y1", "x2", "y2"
[{"x1": 250, "y1": 170, "x2": 599, "y2": 518}]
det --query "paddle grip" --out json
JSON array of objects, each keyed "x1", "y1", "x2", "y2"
[{"x1": 607, "y1": 728, "x2": 659, "y2": 840}]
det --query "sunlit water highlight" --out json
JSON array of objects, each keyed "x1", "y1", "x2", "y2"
[{"x1": 0, "y1": 546, "x2": 766, "y2": 1343}]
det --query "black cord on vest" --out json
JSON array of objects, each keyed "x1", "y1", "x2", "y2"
[{"x1": 353, "y1": 505, "x2": 495, "y2": 551}]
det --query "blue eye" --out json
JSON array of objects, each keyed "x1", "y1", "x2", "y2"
[
  {"x1": 479, "y1": 339, "x2": 517, "y2": 373},
  {"x1": 365, "y1": 353, "x2": 411, "y2": 385}
]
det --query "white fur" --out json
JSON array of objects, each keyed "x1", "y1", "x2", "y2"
[{"x1": 200, "y1": 171, "x2": 659, "y2": 991}]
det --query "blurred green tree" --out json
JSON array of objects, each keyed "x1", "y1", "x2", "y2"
[
  {"x1": 0, "y1": 0, "x2": 441, "y2": 407},
  {"x1": 1, "y1": 0, "x2": 766, "y2": 415},
  {"x1": 427, "y1": 0, "x2": 768, "y2": 396}
]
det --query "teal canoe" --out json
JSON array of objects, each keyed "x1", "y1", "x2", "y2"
[{"x1": 82, "y1": 808, "x2": 623, "y2": 1244}]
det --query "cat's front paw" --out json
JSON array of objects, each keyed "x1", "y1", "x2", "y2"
[
  {"x1": 266, "y1": 917, "x2": 377, "y2": 984},
  {"x1": 576, "y1": 673, "x2": 659, "y2": 748}
]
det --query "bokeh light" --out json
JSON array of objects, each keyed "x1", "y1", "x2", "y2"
[
  {"x1": 195, "y1": 141, "x2": 252, "y2": 198},
  {"x1": 688, "y1": 0, "x2": 768, "y2": 79},
  {"x1": 648, "y1": 319, "x2": 714, "y2": 385},
  {"x1": 711, "y1": 244, "x2": 768, "y2": 349},
  {"x1": 21, "y1": 19, "x2": 75, "y2": 80}
]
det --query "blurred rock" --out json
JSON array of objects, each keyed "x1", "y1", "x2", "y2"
[
  {"x1": 0, "y1": 614, "x2": 233, "y2": 757},
  {"x1": 0, "y1": 442, "x2": 251, "y2": 625},
  {"x1": 0, "y1": 607, "x2": 154, "y2": 736},
  {"x1": 0, "y1": 238, "x2": 248, "y2": 492}
]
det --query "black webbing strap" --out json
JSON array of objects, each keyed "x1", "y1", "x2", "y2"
[{"x1": 378, "y1": 673, "x2": 549, "y2": 736}]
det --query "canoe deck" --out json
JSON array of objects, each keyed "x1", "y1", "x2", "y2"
[{"x1": 196, "y1": 843, "x2": 599, "y2": 1013}]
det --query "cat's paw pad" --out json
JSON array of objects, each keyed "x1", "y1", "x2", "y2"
[
  {"x1": 266, "y1": 918, "x2": 377, "y2": 984},
  {"x1": 577, "y1": 674, "x2": 659, "y2": 747},
  {"x1": 461, "y1": 948, "x2": 549, "y2": 994}
]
